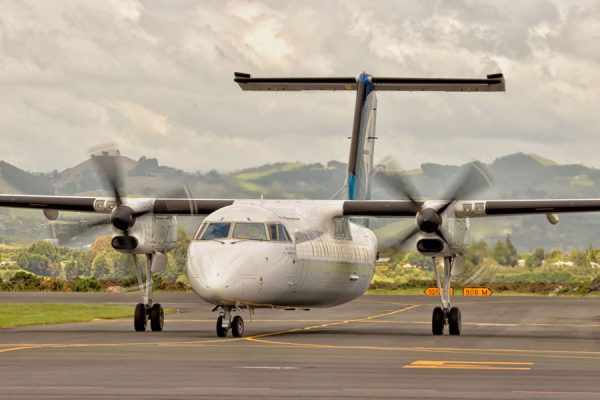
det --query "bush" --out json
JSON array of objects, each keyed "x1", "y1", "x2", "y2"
[
  {"x1": 10, "y1": 271, "x2": 42, "y2": 290},
  {"x1": 69, "y1": 277, "x2": 102, "y2": 292},
  {"x1": 0, "y1": 277, "x2": 11, "y2": 291},
  {"x1": 40, "y1": 278, "x2": 68, "y2": 291}
]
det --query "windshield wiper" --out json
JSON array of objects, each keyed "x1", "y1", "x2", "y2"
[{"x1": 203, "y1": 238, "x2": 226, "y2": 244}]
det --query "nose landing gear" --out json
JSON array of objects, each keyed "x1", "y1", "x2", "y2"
[
  {"x1": 215, "y1": 306, "x2": 245, "y2": 338},
  {"x1": 431, "y1": 256, "x2": 462, "y2": 336}
]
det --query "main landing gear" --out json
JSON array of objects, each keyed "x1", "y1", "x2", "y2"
[
  {"x1": 214, "y1": 306, "x2": 245, "y2": 338},
  {"x1": 431, "y1": 256, "x2": 461, "y2": 336},
  {"x1": 132, "y1": 254, "x2": 164, "y2": 332}
]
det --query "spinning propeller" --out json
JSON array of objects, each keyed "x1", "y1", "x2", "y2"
[
  {"x1": 378, "y1": 160, "x2": 493, "y2": 248},
  {"x1": 92, "y1": 154, "x2": 152, "y2": 236}
]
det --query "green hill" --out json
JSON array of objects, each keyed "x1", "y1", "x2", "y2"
[{"x1": 3, "y1": 152, "x2": 600, "y2": 251}]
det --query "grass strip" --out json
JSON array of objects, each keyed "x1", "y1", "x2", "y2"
[{"x1": 0, "y1": 303, "x2": 144, "y2": 329}]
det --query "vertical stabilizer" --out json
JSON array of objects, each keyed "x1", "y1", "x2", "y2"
[{"x1": 347, "y1": 73, "x2": 377, "y2": 201}]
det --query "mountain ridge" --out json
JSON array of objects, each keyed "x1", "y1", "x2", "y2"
[{"x1": 2, "y1": 152, "x2": 600, "y2": 251}]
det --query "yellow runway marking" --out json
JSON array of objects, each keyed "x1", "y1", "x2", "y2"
[
  {"x1": 2, "y1": 338, "x2": 599, "y2": 361},
  {"x1": 243, "y1": 304, "x2": 421, "y2": 340},
  {"x1": 242, "y1": 337, "x2": 600, "y2": 360},
  {"x1": 404, "y1": 360, "x2": 533, "y2": 371}
]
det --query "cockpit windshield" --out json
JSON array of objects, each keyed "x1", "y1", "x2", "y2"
[
  {"x1": 194, "y1": 221, "x2": 292, "y2": 242},
  {"x1": 232, "y1": 223, "x2": 267, "y2": 241},
  {"x1": 200, "y1": 223, "x2": 231, "y2": 240}
]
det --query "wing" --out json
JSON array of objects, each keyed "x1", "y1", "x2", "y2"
[
  {"x1": 455, "y1": 199, "x2": 600, "y2": 217},
  {"x1": 339, "y1": 199, "x2": 600, "y2": 218},
  {"x1": 4, "y1": 195, "x2": 600, "y2": 218},
  {"x1": 0, "y1": 194, "x2": 234, "y2": 215}
]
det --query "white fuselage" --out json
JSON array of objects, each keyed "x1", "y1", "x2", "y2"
[{"x1": 186, "y1": 200, "x2": 378, "y2": 308}]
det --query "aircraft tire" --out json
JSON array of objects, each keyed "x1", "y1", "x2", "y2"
[
  {"x1": 448, "y1": 307, "x2": 461, "y2": 336},
  {"x1": 150, "y1": 303, "x2": 164, "y2": 332},
  {"x1": 432, "y1": 306, "x2": 444, "y2": 335},
  {"x1": 216, "y1": 316, "x2": 228, "y2": 337},
  {"x1": 231, "y1": 315, "x2": 244, "y2": 338},
  {"x1": 134, "y1": 303, "x2": 147, "y2": 332}
]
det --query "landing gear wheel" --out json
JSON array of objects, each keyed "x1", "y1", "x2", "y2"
[
  {"x1": 150, "y1": 303, "x2": 164, "y2": 332},
  {"x1": 134, "y1": 303, "x2": 147, "y2": 332},
  {"x1": 216, "y1": 316, "x2": 228, "y2": 338},
  {"x1": 432, "y1": 306, "x2": 444, "y2": 336},
  {"x1": 448, "y1": 307, "x2": 461, "y2": 336},
  {"x1": 231, "y1": 315, "x2": 244, "y2": 338}
]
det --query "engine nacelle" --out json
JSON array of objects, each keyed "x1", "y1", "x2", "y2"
[
  {"x1": 112, "y1": 214, "x2": 178, "y2": 254},
  {"x1": 416, "y1": 237, "x2": 445, "y2": 254}
]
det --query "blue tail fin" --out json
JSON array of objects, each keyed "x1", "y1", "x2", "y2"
[{"x1": 347, "y1": 73, "x2": 376, "y2": 201}]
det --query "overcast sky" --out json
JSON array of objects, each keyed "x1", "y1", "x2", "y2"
[{"x1": 0, "y1": 0, "x2": 599, "y2": 173}]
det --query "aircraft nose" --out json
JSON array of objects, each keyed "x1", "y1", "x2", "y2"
[{"x1": 187, "y1": 244, "x2": 240, "y2": 302}]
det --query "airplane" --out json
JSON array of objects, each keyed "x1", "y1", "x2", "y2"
[{"x1": 2, "y1": 71, "x2": 600, "y2": 338}]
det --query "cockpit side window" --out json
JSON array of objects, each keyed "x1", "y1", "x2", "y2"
[
  {"x1": 200, "y1": 223, "x2": 231, "y2": 240},
  {"x1": 233, "y1": 223, "x2": 267, "y2": 241},
  {"x1": 193, "y1": 223, "x2": 207, "y2": 240},
  {"x1": 268, "y1": 223, "x2": 292, "y2": 242}
]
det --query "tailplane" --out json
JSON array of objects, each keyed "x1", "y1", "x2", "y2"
[{"x1": 234, "y1": 71, "x2": 505, "y2": 203}]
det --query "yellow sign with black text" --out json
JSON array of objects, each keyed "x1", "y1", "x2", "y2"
[
  {"x1": 424, "y1": 288, "x2": 454, "y2": 296},
  {"x1": 463, "y1": 287, "x2": 493, "y2": 296}
]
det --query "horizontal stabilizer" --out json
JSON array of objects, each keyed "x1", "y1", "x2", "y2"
[
  {"x1": 234, "y1": 72, "x2": 505, "y2": 92},
  {"x1": 234, "y1": 73, "x2": 356, "y2": 91},
  {"x1": 372, "y1": 74, "x2": 505, "y2": 92}
]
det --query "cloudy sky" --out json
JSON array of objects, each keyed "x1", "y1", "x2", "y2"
[{"x1": 1, "y1": 0, "x2": 599, "y2": 173}]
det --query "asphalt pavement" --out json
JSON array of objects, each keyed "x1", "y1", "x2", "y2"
[{"x1": 0, "y1": 292, "x2": 598, "y2": 399}]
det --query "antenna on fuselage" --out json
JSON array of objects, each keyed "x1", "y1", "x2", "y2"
[{"x1": 234, "y1": 71, "x2": 505, "y2": 202}]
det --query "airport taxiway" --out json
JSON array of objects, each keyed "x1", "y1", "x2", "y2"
[{"x1": 0, "y1": 292, "x2": 598, "y2": 399}]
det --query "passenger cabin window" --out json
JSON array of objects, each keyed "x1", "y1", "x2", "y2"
[
  {"x1": 333, "y1": 218, "x2": 352, "y2": 241},
  {"x1": 201, "y1": 223, "x2": 231, "y2": 240},
  {"x1": 233, "y1": 223, "x2": 267, "y2": 241},
  {"x1": 268, "y1": 223, "x2": 292, "y2": 242}
]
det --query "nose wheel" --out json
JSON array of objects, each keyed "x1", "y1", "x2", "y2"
[{"x1": 215, "y1": 306, "x2": 245, "y2": 338}]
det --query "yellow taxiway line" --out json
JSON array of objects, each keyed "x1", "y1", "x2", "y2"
[
  {"x1": 243, "y1": 304, "x2": 421, "y2": 340},
  {"x1": 403, "y1": 360, "x2": 534, "y2": 371}
]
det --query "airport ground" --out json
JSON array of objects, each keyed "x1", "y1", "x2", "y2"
[{"x1": 0, "y1": 292, "x2": 598, "y2": 399}]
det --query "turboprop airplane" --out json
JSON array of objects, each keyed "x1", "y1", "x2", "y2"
[{"x1": 2, "y1": 71, "x2": 600, "y2": 338}]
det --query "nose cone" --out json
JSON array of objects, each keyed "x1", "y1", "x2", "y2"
[{"x1": 187, "y1": 242, "x2": 241, "y2": 303}]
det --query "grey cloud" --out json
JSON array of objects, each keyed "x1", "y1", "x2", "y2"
[{"x1": 0, "y1": 0, "x2": 598, "y2": 175}]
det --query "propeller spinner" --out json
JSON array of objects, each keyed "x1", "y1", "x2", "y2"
[{"x1": 379, "y1": 161, "x2": 492, "y2": 248}]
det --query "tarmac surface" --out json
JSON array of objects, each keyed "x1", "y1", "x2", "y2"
[{"x1": 0, "y1": 292, "x2": 598, "y2": 399}]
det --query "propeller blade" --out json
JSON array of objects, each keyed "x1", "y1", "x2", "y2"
[
  {"x1": 376, "y1": 158, "x2": 421, "y2": 211},
  {"x1": 92, "y1": 153, "x2": 126, "y2": 205},
  {"x1": 435, "y1": 229, "x2": 448, "y2": 244},
  {"x1": 84, "y1": 216, "x2": 112, "y2": 228},
  {"x1": 386, "y1": 225, "x2": 421, "y2": 249},
  {"x1": 438, "y1": 162, "x2": 493, "y2": 213}
]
